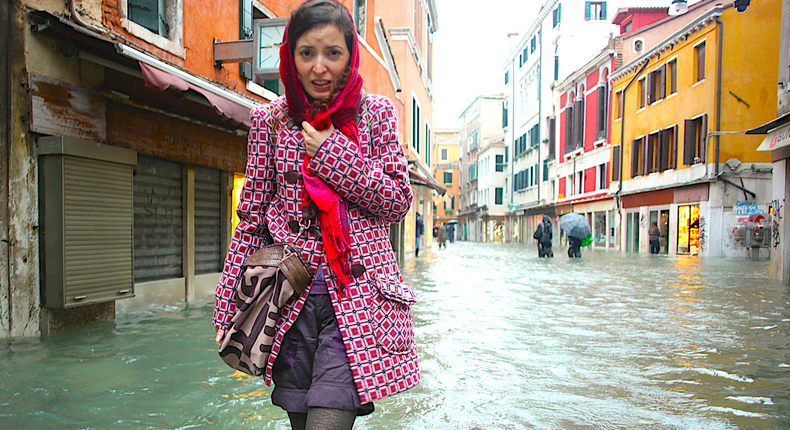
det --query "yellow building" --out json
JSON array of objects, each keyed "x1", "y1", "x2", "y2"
[
  {"x1": 432, "y1": 128, "x2": 461, "y2": 239},
  {"x1": 609, "y1": 0, "x2": 779, "y2": 256}
]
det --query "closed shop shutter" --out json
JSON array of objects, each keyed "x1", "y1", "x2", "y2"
[
  {"x1": 134, "y1": 156, "x2": 183, "y2": 283},
  {"x1": 194, "y1": 166, "x2": 222, "y2": 274}
]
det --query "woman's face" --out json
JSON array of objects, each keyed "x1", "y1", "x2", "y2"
[{"x1": 294, "y1": 24, "x2": 350, "y2": 101}]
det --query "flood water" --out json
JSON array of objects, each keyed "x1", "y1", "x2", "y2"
[{"x1": 2, "y1": 242, "x2": 790, "y2": 429}]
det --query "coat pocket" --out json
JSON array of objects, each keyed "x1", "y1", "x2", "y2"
[{"x1": 368, "y1": 273, "x2": 416, "y2": 355}]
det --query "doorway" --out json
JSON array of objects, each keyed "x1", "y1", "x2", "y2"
[{"x1": 677, "y1": 204, "x2": 700, "y2": 254}]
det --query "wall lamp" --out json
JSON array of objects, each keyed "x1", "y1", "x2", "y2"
[{"x1": 668, "y1": 0, "x2": 688, "y2": 15}]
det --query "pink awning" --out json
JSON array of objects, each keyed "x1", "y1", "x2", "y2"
[{"x1": 139, "y1": 61, "x2": 251, "y2": 128}]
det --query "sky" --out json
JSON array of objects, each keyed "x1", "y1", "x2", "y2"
[{"x1": 431, "y1": 0, "x2": 542, "y2": 129}]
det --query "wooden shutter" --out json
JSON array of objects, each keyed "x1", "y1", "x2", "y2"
[
  {"x1": 670, "y1": 125, "x2": 678, "y2": 169},
  {"x1": 647, "y1": 135, "x2": 656, "y2": 173},
  {"x1": 548, "y1": 116, "x2": 556, "y2": 159},
  {"x1": 600, "y1": 1, "x2": 607, "y2": 19},
  {"x1": 700, "y1": 114, "x2": 708, "y2": 162},
  {"x1": 565, "y1": 106, "x2": 573, "y2": 154},
  {"x1": 647, "y1": 73, "x2": 654, "y2": 105},
  {"x1": 684, "y1": 119, "x2": 696, "y2": 165},
  {"x1": 641, "y1": 138, "x2": 649, "y2": 175},
  {"x1": 697, "y1": 43, "x2": 706, "y2": 81},
  {"x1": 659, "y1": 129, "x2": 669, "y2": 171},
  {"x1": 659, "y1": 64, "x2": 667, "y2": 100},
  {"x1": 584, "y1": 1, "x2": 592, "y2": 20},
  {"x1": 596, "y1": 87, "x2": 606, "y2": 132},
  {"x1": 612, "y1": 145, "x2": 621, "y2": 181}
]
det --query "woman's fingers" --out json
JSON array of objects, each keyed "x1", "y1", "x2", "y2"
[
  {"x1": 301, "y1": 121, "x2": 334, "y2": 157},
  {"x1": 215, "y1": 328, "x2": 226, "y2": 344}
]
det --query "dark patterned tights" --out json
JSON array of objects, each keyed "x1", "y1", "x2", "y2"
[{"x1": 288, "y1": 407, "x2": 357, "y2": 430}]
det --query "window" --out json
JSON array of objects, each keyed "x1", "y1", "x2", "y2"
[
  {"x1": 658, "y1": 126, "x2": 678, "y2": 171},
  {"x1": 612, "y1": 145, "x2": 621, "y2": 181},
  {"x1": 577, "y1": 170, "x2": 584, "y2": 194},
  {"x1": 553, "y1": 4, "x2": 562, "y2": 27},
  {"x1": 695, "y1": 42, "x2": 706, "y2": 82},
  {"x1": 531, "y1": 36, "x2": 537, "y2": 53},
  {"x1": 648, "y1": 64, "x2": 666, "y2": 104},
  {"x1": 353, "y1": 0, "x2": 367, "y2": 37},
  {"x1": 596, "y1": 85, "x2": 608, "y2": 135},
  {"x1": 425, "y1": 123, "x2": 432, "y2": 166},
  {"x1": 505, "y1": 71, "x2": 509, "y2": 84},
  {"x1": 622, "y1": 21, "x2": 632, "y2": 33},
  {"x1": 503, "y1": 101, "x2": 509, "y2": 127},
  {"x1": 412, "y1": 97, "x2": 421, "y2": 153},
  {"x1": 443, "y1": 171, "x2": 453, "y2": 185},
  {"x1": 684, "y1": 115, "x2": 707, "y2": 165},
  {"x1": 128, "y1": 0, "x2": 167, "y2": 35},
  {"x1": 548, "y1": 116, "x2": 556, "y2": 160},
  {"x1": 495, "y1": 155, "x2": 505, "y2": 172},
  {"x1": 638, "y1": 78, "x2": 646, "y2": 108},
  {"x1": 598, "y1": 163, "x2": 607, "y2": 189},
  {"x1": 585, "y1": 1, "x2": 607, "y2": 21},
  {"x1": 614, "y1": 90, "x2": 623, "y2": 119},
  {"x1": 554, "y1": 55, "x2": 560, "y2": 81},
  {"x1": 451, "y1": 196, "x2": 455, "y2": 209},
  {"x1": 668, "y1": 59, "x2": 677, "y2": 94},
  {"x1": 646, "y1": 132, "x2": 660, "y2": 173},
  {"x1": 440, "y1": 148, "x2": 448, "y2": 161},
  {"x1": 495, "y1": 187, "x2": 503, "y2": 205},
  {"x1": 543, "y1": 159, "x2": 549, "y2": 182}
]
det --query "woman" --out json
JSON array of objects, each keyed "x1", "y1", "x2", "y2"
[
  {"x1": 213, "y1": 1, "x2": 419, "y2": 428},
  {"x1": 649, "y1": 221, "x2": 661, "y2": 254}
]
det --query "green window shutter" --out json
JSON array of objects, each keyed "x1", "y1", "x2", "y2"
[
  {"x1": 129, "y1": 0, "x2": 161, "y2": 34},
  {"x1": 584, "y1": 2, "x2": 592, "y2": 20},
  {"x1": 601, "y1": 2, "x2": 607, "y2": 20},
  {"x1": 240, "y1": 0, "x2": 253, "y2": 80}
]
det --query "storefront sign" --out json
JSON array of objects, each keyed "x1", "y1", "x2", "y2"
[{"x1": 756, "y1": 123, "x2": 790, "y2": 151}]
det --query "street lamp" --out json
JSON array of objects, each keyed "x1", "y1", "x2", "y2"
[{"x1": 668, "y1": 0, "x2": 688, "y2": 15}]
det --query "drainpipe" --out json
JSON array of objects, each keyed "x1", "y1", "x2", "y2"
[
  {"x1": 616, "y1": 58, "x2": 652, "y2": 212},
  {"x1": 70, "y1": 0, "x2": 109, "y2": 34},
  {"x1": 537, "y1": 29, "x2": 542, "y2": 205},
  {"x1": 714, "y1": 16, "x2": 724, "y2": 176}
]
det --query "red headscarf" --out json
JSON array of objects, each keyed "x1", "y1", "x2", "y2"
[{"x1": 279, "y1": 1, "x2": 363, "y2": 289}]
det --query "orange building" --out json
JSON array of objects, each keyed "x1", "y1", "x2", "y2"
[{"x1": 432, "y1": 128, "x2": 461, "y2": 236}]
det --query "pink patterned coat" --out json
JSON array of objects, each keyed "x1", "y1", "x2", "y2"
[{"x1": 214, "y1": 94, "x2": 420, "y2": 404}]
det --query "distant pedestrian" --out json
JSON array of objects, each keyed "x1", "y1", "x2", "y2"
[
  {"x1": 415, "y1": 213, "x2": 424, "y2": 256},
  {"x1": 432, "y1": 224, "x2": 439, "y2": 239},
  {"x1": 568, "y1": 236, "x2": 582, "y2": 258},
  {"x1": 533, "y1": 215, "x2": 554, "y2": 257},
  {"x1": 649, "y1": 221, "x2": 661, "y2": 254},
  {"x1": 447, "y1": 224, "x2": 455, "y2": 243},
  {"x1": 439, "y1": 224, "x2": 447, "y2": 249}
]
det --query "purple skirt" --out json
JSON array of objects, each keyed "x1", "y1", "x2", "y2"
[{"x1": 271, "y1": 276, "x2": 374, "y2": 416}]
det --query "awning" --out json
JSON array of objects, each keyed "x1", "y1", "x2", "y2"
[
  {"x1": 408, "y1": 167, "x2": 446, "y2": 195},
  {"x1": 749, "y1": 112, "x2": 790, "y2": 152},
  {"x1": 122, "y1": 46, "x2": 255, "y2": 128}
]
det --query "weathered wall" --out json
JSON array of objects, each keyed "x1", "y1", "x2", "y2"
[{"x1": 1, "y1": 0, "x2": 11, "y2": 337}]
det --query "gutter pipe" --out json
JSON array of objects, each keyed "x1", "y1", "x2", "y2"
[{"x1": 714, "y1": 16, "x2": 724, "y2": 176}]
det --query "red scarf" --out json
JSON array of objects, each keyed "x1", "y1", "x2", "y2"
[{"x1": 279, "y1": 5, "x2": 363, "y2": 289}]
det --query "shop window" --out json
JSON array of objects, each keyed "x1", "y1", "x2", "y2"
[{"x1": 678, "y1": 204, "x2": 700, "y2": 254}]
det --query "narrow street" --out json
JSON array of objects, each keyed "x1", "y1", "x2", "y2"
[{"x1": 1, "y1": 243, "x2": 789, "y2": 429}]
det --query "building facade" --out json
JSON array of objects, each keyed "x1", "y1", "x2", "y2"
[
  {"x1": 458, "y1": 94, "x2": 505, "y2": 242},
  {"x1": 609, "y1": 0, "x2": 779, "y2": 256},
  {"x1": 1, "y1": 0, "x2": 438, "y2": 337},
  {"x1": 432, "y1": 128, "x2": 461, "y2": 239}
]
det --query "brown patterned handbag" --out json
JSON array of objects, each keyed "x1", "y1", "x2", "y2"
[{"x1": 218, "y1": 243, "x2": 312, "y2": 376}]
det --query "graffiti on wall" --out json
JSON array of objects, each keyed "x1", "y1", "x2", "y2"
[
  {"x1": 772, "y1": 199, "x2": 783, "y2": 248},
  {"x1": 734, "y1": 201, "x2": 765, "y2": 215},
  {"x1": 698, "y1": 216, "x2": 707, "y2": 251}
]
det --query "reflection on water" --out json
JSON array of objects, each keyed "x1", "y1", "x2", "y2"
[{"x1": 1, "y1": 242, "x2": 789, "y2": 429}]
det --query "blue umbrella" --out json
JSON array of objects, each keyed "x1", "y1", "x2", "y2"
[{"x1": 559, "y1": 213, "x2": 591, "y2": 240}]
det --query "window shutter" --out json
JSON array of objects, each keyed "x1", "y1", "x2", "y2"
[
  {"x1": 612, "y1": 145, "x2": 621, "y2": 181},
  {"x1": 697, "y1": 43, "x2": 706, "y2": 81},
  {"x1": 239, "y1": 0, "x2": 253, "y2": 80},
  {"x1": 659, "y1": 129, "x2": 669, "y2": 171},
  {"x1": 631, "y1": 139, "x2": 639, "y2": 177},
  {"x1": 584, "y1": 1, "x2": 592, "y2": 20},
  {"x1": 601, "y1": 1, "x2": 607, "y2": 19},
  {"x1": 548, "y1": 116, "x2": 556, "y2": 160},
  {"x1": 596, "y1": 87, "x2": 605, "y2": 132},
  {"x1": 564, "y1": 106, "x2": 573, "y2": 154},
  {"x1": 128, "y1": 0, "x2": 161, "y2": 34},
  {"x1": 641, "y1": 138, "x2": 649, "y2": 175},
  {"x1": 647, "y1": 73, "x2": 654, "y2": 105},
  {"x1": 647, "y1": 136, "x2": 655, "y2": 173},
  {"x1": 670, "y1": 125, "x2": 678, "y2": 169},
  {"x1": 700, "y1": 114, "x2": 708, "y2": 161},
  {"x1": 683, "y1": 119, "x2": 696, "y2": 165},
  {"x1": 659, "y1": 64, "x2": 666, "y2": 100}
]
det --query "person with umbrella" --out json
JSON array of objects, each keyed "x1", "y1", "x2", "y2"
[{"x1": 559, "y1": 213, "x2": 591, "y2": 258}]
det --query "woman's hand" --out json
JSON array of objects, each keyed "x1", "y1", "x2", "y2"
[
  {"x1": 215, "y1": 327, "x2": 226, "y2": 345},
  {"x1": 302, "y1": 121, "x2": 334, "y2": 157}
]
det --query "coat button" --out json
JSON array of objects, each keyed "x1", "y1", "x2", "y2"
[
  {"x1": 288, "y1": 220, "x2": 301, "y2": 234},
  {"x1": 284, "y1": 170, "x2": 302, "y2": 184},
  {"x1": 351, "y1": 264, "x2": 366, "y2": 278}
]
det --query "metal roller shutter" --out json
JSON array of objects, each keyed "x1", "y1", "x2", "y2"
[
  {"x1": 194, "y1": 166, "x2": 222, "y2": 274},
  {"x1": 133, "y1": 156, "x2": 183, "y2": 283}
]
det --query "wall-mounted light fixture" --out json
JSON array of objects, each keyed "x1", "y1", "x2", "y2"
[{"x1": 668, "y1": 0, "x2": 688, "y2": 15}]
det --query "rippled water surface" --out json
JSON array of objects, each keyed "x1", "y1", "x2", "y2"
[{"x1": 2, "y1": 242, "x2": 790, "y2": 429}]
